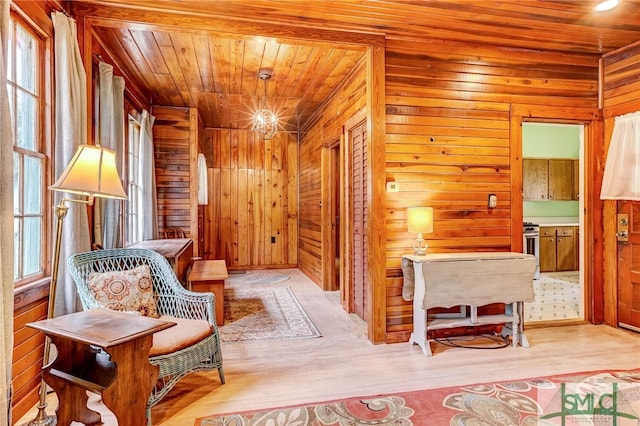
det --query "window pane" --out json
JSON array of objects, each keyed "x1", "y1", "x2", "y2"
[
  {"x1": 13, "y1": 152, "x2": 20, "y2": 214},
  {"x1": 14, "y1": 218, "x2": 20, "y2": 280},
  {"x1": 23, "y1": 155, "x2": 42, "y2": 214},
  {"x1": 6, "y1": 84, "x2": 14, "y2": 124},
  {"x1": 16, "y1": 89, "x2": 36, "y2": 150},
  {"x1": 22, "y1": 217, "x2": 41, "y2": 276},
  {"x1": 16, "y1": 25, "x2": 36, "y2": 93},
  {"x1": 7, "y1": 21, "x2": 13, "y2": 81}
]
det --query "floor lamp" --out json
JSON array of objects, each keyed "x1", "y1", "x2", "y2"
[{"x1": 25, "y1": 144, "x2": 127, "y2": 426}]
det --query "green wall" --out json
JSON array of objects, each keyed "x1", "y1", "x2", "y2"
[{"x1": 523, "y1": 123, "x2": 580, "y2": 218}]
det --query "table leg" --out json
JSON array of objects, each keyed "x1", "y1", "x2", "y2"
[
  {"x1": 43, "y1": 338, "x2": 102, "y2": 426},
  {"x1": 212, "y1": 282, "x2": 225, "y2": 325},
  {"x1": 101, "y1": 335, "x2": 159, "y2": 426}
]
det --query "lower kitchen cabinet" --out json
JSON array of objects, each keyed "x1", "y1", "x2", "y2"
[{"x1": 540, "y1": 226, "x2": 577, "y2": 272}]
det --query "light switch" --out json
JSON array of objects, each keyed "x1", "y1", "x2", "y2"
[{"x1": 488, "y1": 194, "x2": 497, "y2": 208}]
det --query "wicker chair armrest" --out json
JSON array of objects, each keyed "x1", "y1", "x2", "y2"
[{"x1": 158, "y1": 289, "x2": 216, "y2": 324}]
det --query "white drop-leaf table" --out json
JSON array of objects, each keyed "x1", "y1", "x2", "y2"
[{"x1": 403, "y1": 252, "x2": 536, "y2": 356}]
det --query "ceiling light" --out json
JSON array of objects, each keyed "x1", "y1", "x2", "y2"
[
  {"x1": 594, "y1": 0, "x2": 620, "y2": 11},
  {"x1": 252, "y1": 71, "x2": 278, "y2": 140}
]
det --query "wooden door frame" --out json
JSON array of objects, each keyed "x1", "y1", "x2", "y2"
[
  {"x1": 510, "y1": 104, "x2": 603, "y2": 324},
  {"x1": 321, "y1": 138, "x2": 341, "y2": 292}
]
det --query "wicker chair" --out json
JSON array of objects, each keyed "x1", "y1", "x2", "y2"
[
  {"x1": 67, "y1": 248, "x2": 225, "y2": 423},
  {"x1": 160, "y1": 227, "x2": 186, "y2": 239}
]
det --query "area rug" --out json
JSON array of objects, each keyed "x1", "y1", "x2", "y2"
[
  {"x1": 195, "y1": 368, "x2": 640, "y2": 425},
  {"x1": 220, "y1": 286, "x2": 321, "y2": 342},
  {"x1": 226, "y1": 271, "x2": 290, "y2": 285}
]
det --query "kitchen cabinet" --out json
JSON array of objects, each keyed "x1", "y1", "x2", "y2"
[
  {"x1": 540, "y1": 226, "x2": 577, "y2": 272},
  {"x1": 523, "y1": 158, "x2": 575, "y2": 201}
]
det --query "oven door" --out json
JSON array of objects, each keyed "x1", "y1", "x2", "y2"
[{"x1": 523, "y1": 232, "x2": 540, "y2": 279}]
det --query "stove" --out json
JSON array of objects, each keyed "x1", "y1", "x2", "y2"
[{"x1": 523, "y1": 222, "x2": 540, "y2": 279}]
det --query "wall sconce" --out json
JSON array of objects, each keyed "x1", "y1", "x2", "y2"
[{"x1": 408, "y1": 206, "x2": 433, "y2": 255}]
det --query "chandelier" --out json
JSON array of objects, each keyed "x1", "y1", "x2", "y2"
[{"x1": 251, "y1": 71, "x2": 278, "y2": 140}]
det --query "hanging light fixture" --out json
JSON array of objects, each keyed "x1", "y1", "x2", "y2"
[{"x1": 252, "y1": 71, "x2": 278, "y2": 140}]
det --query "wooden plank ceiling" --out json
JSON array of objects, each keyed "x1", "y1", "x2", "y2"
[{"x1": 75, "y1": 0, "x2": 640, "y2": 131}]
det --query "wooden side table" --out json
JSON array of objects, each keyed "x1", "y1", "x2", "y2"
[
  {"x1": 129, "y1": 238, "x2": 194, "y2": 282},
  {"x1": 27, "y1": 309, "x2": 175, "y2": 426},
  {"x1": 188, "y1": 260, "x2": 228, "y2": 325}
]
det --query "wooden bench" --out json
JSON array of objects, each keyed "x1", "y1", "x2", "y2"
[{"x1": 188, "y1": 260, "x2": 228, "y2": 325}]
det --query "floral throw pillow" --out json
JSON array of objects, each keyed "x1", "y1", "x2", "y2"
[{"x1": 87, "y1": 265, "x2": 159, "y2": 318}]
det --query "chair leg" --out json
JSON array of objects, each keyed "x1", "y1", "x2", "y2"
[{"x1": 218, "y1": 367, "x2": 226, "y2": 384}]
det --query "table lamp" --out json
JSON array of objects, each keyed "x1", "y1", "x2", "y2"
[
  {"x1": 26, "y1": 144, "x2": 127, "y2": 426},
  {"x1": 408, "y1": 206, "x2": 433, "y2": 255}
]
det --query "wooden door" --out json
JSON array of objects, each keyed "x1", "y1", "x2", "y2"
[
  {"x1": 618, "y1": 201, "x2": 640, "y2": 330},
  {"x1": 556, "y1": 227, "x2": 576, "y2": 271},
  {"x1": 548, "y1": 159, "x2": 573, "y2": 200},
  {"x1": 523, "y1": 159, "x2": 548, "y2": 200},
  {"x1": 351, "y1": 120, "x2": 368, "y2": 321}
]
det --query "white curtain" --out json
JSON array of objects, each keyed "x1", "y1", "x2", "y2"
[
  {"x1": 94, "y1": 61, "x2": 125, "y2": 247},
  {"x1": 140, "y1": 109, "x2": 158, "y2": 241},
  {"x1": 52, "y1": 11, "x2": 90, "y2": 315},
  {"x1": 198, "y1": 153, "x2": 208, "y2": 205},
  {"x1": 601, "y1": 111, "x2": 640, "y2": 200},
  {"x1": 0, "y1": 1, "x2": 14, "y2": 422}
]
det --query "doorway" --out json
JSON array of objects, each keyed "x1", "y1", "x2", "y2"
[
  {"x1": 522, "y1": 122, "x2": 584, "y2": 323},
  {"x1": 328, "y1": 139, "x2": 341, "y2": 291}
]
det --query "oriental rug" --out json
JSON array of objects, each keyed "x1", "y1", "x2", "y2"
[
  {"x1": 220, "y1": 286, "x2": 321, "y2": 342},
  {"x1": 226, "y1": 271, "x2": 291, "y2": 285},
  {"x1": 195, "y1": 368, "x2": 640, "y2": 425}
]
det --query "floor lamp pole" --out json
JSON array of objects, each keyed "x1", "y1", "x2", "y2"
[{"x1": 23, "y1": 201, "x2": 68, "y2": 426}]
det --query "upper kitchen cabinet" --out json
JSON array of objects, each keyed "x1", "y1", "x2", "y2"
[
  {"x1": 572, "y1": 159, "x2": 580, "y2": 200},
  {"x1": 523, "y1": 158, "x2": 576, "y2": 201}
]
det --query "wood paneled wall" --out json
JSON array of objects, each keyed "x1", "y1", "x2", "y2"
[
  {"x1": 298, "y1": 59, "x2": 367, "y2": 286},
  {"x1": 152, "y1": 105, "x2": 201, "y2": 256},
  {"x1": 203, "y1": 129, "x2": 298, "y2": 269},
  {"x1": 383, "y1": 37, "x2": 600, "y2": 343},
  {"x1": 12, "y1": 283, "x2": 49, "y2": 423},
  {"x1": 601, "y1": 42, "x2": 640, "y2": 326}
]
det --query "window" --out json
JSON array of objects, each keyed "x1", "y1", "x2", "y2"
[
  {"x1": 126, "y1": 115, "x2": 142, "y2": 245},
  {"x1": 8, "y1": 16, "x2": 47, "y2": 286}
]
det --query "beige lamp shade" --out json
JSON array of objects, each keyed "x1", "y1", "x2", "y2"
[
  {"x1": 408, "y1": 207, "x2": 433, "y2": 234},
  {"x1": 50, "y1": 145, "x2": 127, "y2": 200}
]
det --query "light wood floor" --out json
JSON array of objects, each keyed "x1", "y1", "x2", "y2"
[{"x1": 17, "y1": 268, "x2": 640, "y2": 425}]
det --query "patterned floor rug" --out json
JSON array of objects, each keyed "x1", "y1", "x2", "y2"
[
  {"x1": 226, "y1": 271, "x2": 290, "y2": 285},
  {"x1": 220, "y1": 286, "x2": 321, "y2": 342},
  {"x1": 195, "y1": 368, "x2": 640, "y2": 425}
]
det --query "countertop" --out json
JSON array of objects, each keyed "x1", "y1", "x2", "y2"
[{"x1": 525, "y1": 217, "x2": 579, "y2": 227}]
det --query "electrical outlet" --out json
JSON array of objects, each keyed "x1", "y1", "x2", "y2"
[
  {"x1": 271, "y1": 236, "x2": 276, "y2": 243},
  {"x1": 488, "y1": 194, "x2": 497, "y2": 208},
  {"x1": 386, "y1": 182, "x2": 400, "y2": 192}
]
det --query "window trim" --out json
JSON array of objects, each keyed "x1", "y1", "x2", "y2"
[{"x1": 9, "y1": 8, "x2": 52, "y2": 289}]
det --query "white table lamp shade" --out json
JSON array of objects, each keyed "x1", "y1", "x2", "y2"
[
  {"x1": 408, "y1": 207, "x2": 433, "y2": 234},
  {"x1": 50, "y1": 144, "x2": 127, "y2": 200}
]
